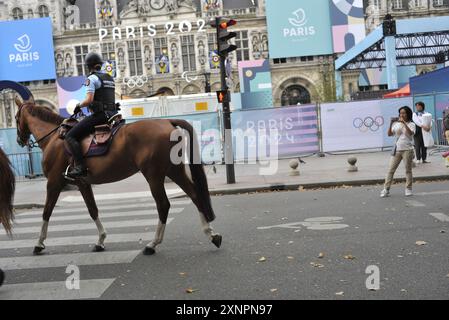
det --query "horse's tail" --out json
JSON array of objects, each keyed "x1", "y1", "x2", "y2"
[
  {"x1": 0, "y1": 149, "x2": 15, "y2": 235},
  {"x1": 169, "y1": 119, "x2": 216, "y2": 223}
]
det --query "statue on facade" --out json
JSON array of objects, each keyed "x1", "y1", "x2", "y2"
[
  {"x1": 56, "y1": 53, "x2": 64, "y2": 72},
  {"x1": 177, "y1": 0, "x2": 195, "y2": 10},
  {"x1": 167, "y1": 0, "x2": 177, "y2": 13},
  {"x1": 138, "y1": 0, "x2": 151, "y2": 15},
  {"x1": 144, "y1": 44, "x2": 153, "y2": 70},
  {"x1": 117, "y1": 47, "x2": 125, "y2": 66}
]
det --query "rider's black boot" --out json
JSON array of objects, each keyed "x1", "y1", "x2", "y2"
[{"x1": 65, "y1": 137, "x2": 87, "y2": 177}]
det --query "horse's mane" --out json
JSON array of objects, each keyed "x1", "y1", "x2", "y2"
[
  {"x1": 0, "y1": 148, "x2": 15, "y2": 235},
  {"x1": 28, "y1": 106, "x2": 65, "y2": 125}
]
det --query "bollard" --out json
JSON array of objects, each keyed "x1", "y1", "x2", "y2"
[
  {"x1": 347, "y1": 157, "x2": 358, "y2": 172},
  {"x1": 289, "y1": 159, "x2": 300, "y2": 176}
]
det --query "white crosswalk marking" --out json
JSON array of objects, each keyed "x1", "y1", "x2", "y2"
[
  {"x1": 0, "y1": 232, "x2": 155, "y2": 250},
  {"x1": 0, "y1": 194, "x2": 191, "y2": 300},
  {"x1": 61, "y1": 189, "x2": 184, "y2": 203},
  {"x1": 0, "y1": 251, "x2": 141, "y2": 271},
  {"x1": 13, "y1": 208, "x2": 183, "y2": 224},
  {"x1": 0, "y1": 218, "x2": 173, "y2": 236},
  {"x1": 429, "y1": 213, "x2": 449, "y2": 222},
  {"x1": 0, "y1": 279, "x2": 115, "y2": 300},
  {"x1": 18, "y1": 200, "x2": 192, "y2": 217}
]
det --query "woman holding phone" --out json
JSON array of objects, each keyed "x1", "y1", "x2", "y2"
[{"x1": 380, "y1": 106, "x2": 416, "y2": 198}]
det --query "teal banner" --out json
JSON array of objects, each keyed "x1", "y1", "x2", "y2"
[{"x1": 266, "y1": 0, "x2": 333, "y2": 59}]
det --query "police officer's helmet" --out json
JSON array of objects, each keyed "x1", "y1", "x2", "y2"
[{"x1": 85, "y1": 52, "x2": 104, "y2": 71}]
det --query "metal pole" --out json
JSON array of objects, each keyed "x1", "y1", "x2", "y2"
[
  {"x1": 217, "y1": 20, "x2": 236, "y2": 184},
  {"x1": 220, "y1": 55, "x2": 236, "y2": 184}
]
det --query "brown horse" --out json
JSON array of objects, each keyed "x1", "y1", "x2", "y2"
[
  {"x1": 0, "y1": 147, "x2": 15, "y2": 235},
  {"x1": 14, "y1": 93, "x2": 222, "y2": 255}
]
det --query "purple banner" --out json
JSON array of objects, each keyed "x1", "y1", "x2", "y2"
[{"x1": 231, "y1": 105, "x2": 320, "y2": 160}]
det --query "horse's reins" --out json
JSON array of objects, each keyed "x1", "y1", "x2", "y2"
[{"x1": 16, "y1": 103, "x2": 77, "y2": 149}]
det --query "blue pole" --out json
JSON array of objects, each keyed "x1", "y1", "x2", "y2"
[
  {"x1": 335, "y1": 70, "x2": 343, "y2": 100},
  {"x1": 384, "y1": 36, "x2": 398, "y2": 90}
]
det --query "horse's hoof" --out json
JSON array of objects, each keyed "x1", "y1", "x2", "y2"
[
  {"x1": 93, "y1": 245, "x2": 105, "y2": 252},
  {"x1": 33, "y1": 246, "x2": 45, "y2": 255},
  {"x1": 212, "y1": 234, "x2": 222, "y2": 248},
  {"x1": 143, "y1": 247, "x2": 156, "y2": 256},
  {"x1": 0, "y1": 269, "x2": 4, "y2": 287}
]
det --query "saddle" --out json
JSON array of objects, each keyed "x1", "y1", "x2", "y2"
[{"x1": 60, "y1": 114, "x2": 125, "y2": 158}]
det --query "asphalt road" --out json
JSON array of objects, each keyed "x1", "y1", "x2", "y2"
[{"x1": 1, "y1": 181, "x2": 448, "y2": 300}]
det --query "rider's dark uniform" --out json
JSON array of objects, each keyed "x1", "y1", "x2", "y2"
[{"x1": 65, "y1": 53, "x2": 118, "y2": 177}]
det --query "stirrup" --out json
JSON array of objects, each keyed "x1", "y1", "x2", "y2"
[
  {"x1": 63, "y1": 165, "x2": 87, "y2": 181},
  {"x1": 63, "y1": 165, "x2": 76, "y2": 181}
]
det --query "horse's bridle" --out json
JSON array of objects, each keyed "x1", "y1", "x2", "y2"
[
  {"x1": 15, "y1": 102, "x2": 62, "y2": 149},
  {"x1": 15, "y1": 102, "x2": 31, "y2": 148}
]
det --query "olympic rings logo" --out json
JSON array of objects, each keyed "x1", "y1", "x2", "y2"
[
  {"x1": 353, "y1": 116, "x2": 385, "y2": 132},
  {"x1": 123, "y1": 76, "x2": 149, "y2": 89}
]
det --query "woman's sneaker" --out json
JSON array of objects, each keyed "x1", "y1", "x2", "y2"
[
  {"x1": 380, "y1": 189, "x2": 390, "y2": 198},
  {"x1": 405, "y1": 189, "x2": 413, "y2": 197}
]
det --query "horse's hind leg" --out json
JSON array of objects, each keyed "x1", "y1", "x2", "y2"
[
  {"x1": 78, "y1": 182, "x2": 106, "y2": 252},
  {"x1": 142, "y1": 174, "x2": 170, "y2": 256},
  {"x1": 168, "y1": 165, "x2": 222, "y2": 248},
  {"x1": 34, "y1": 180, "x2": 64, "y2": 255}
]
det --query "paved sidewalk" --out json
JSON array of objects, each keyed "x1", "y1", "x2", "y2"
[{"x1": 14, "y1": 150, "x2": 449, "y2": 208}]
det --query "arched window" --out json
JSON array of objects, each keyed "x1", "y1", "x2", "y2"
[
  {"x1": 155, "y1": 87, "x2": 175, "y2": 96},
  {"x1": 182, "y1": 85, "x2": 200, "y2": 95},
  {"x1": 27, "y1": 9, "x2": 34, "y2": 18},
  {"x1": 38, "y1": 5, "x2": 49, "y2": 18},
  {"x1": 281, "y1": 85, "x2": 311, "y2": 106},
  {"x1": 12, "y1": 7, "x2": 23, "y2": 20}
]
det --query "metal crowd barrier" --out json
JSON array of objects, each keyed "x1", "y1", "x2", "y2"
[{"x1": 6, "y1": 151, "x2": 43, "y2": 180}]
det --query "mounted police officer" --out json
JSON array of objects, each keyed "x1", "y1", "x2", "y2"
[{"x1": 65, "y1": 52, "x2": 118, "y2": 178}]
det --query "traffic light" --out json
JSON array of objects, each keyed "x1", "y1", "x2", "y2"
[
  {"x1": 209, "y1": 17, "x2": 237, "y2": 184},
  {"x1": 382, "y1": 15, "x2": 396, "y2": 36},
  {"x1": 215, "y1": 18, "x2": 238, "y2": 57},
  {"x1": 216, "y1": 90, "x2": 230, "y2": 103}
]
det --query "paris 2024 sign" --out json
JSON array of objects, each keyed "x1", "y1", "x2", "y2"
[
  {"x1": 0, "y1": 17, "x2": 56, "y2": 82},
  {"x1": 266, "y1": 0, "x2": 334, "y2": 59}
]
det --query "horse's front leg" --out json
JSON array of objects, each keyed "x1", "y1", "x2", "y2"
[
  {"x1": 34, "y1": 182, "x2": 63, "y2": 255},
  {"x1": 78, "y1": 182, "x2": 106, "y2": 252}
]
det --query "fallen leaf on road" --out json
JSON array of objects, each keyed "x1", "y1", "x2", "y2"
[
  {"x1": 335, "y1": 292, "x2": 344, "y2": 296},
  {"x1": 310, "y1": 262, "x2": 324, "y2": 268},
  {"x1": 344, "y1": 255, "x2": 356, "y2": 260},
  {"x1": 186, "y1": 288, "x2": 198, "y2": 294},
  {"x1": 270, "y1": 289, "x2": 278, "y2": 293},
  {"x1": 415, "y1": 241, "x2": 428, "y2": 246},
  {"x1": 258, "y1": 257, "x2": 267, "y2": 262},
  {"x1": 318, "y1": 253, "x2": 325, "y2": 259}
]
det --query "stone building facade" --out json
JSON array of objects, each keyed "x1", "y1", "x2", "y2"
[{"x1": 0, "y1": 0, "x2": 448, "y2": 127}]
